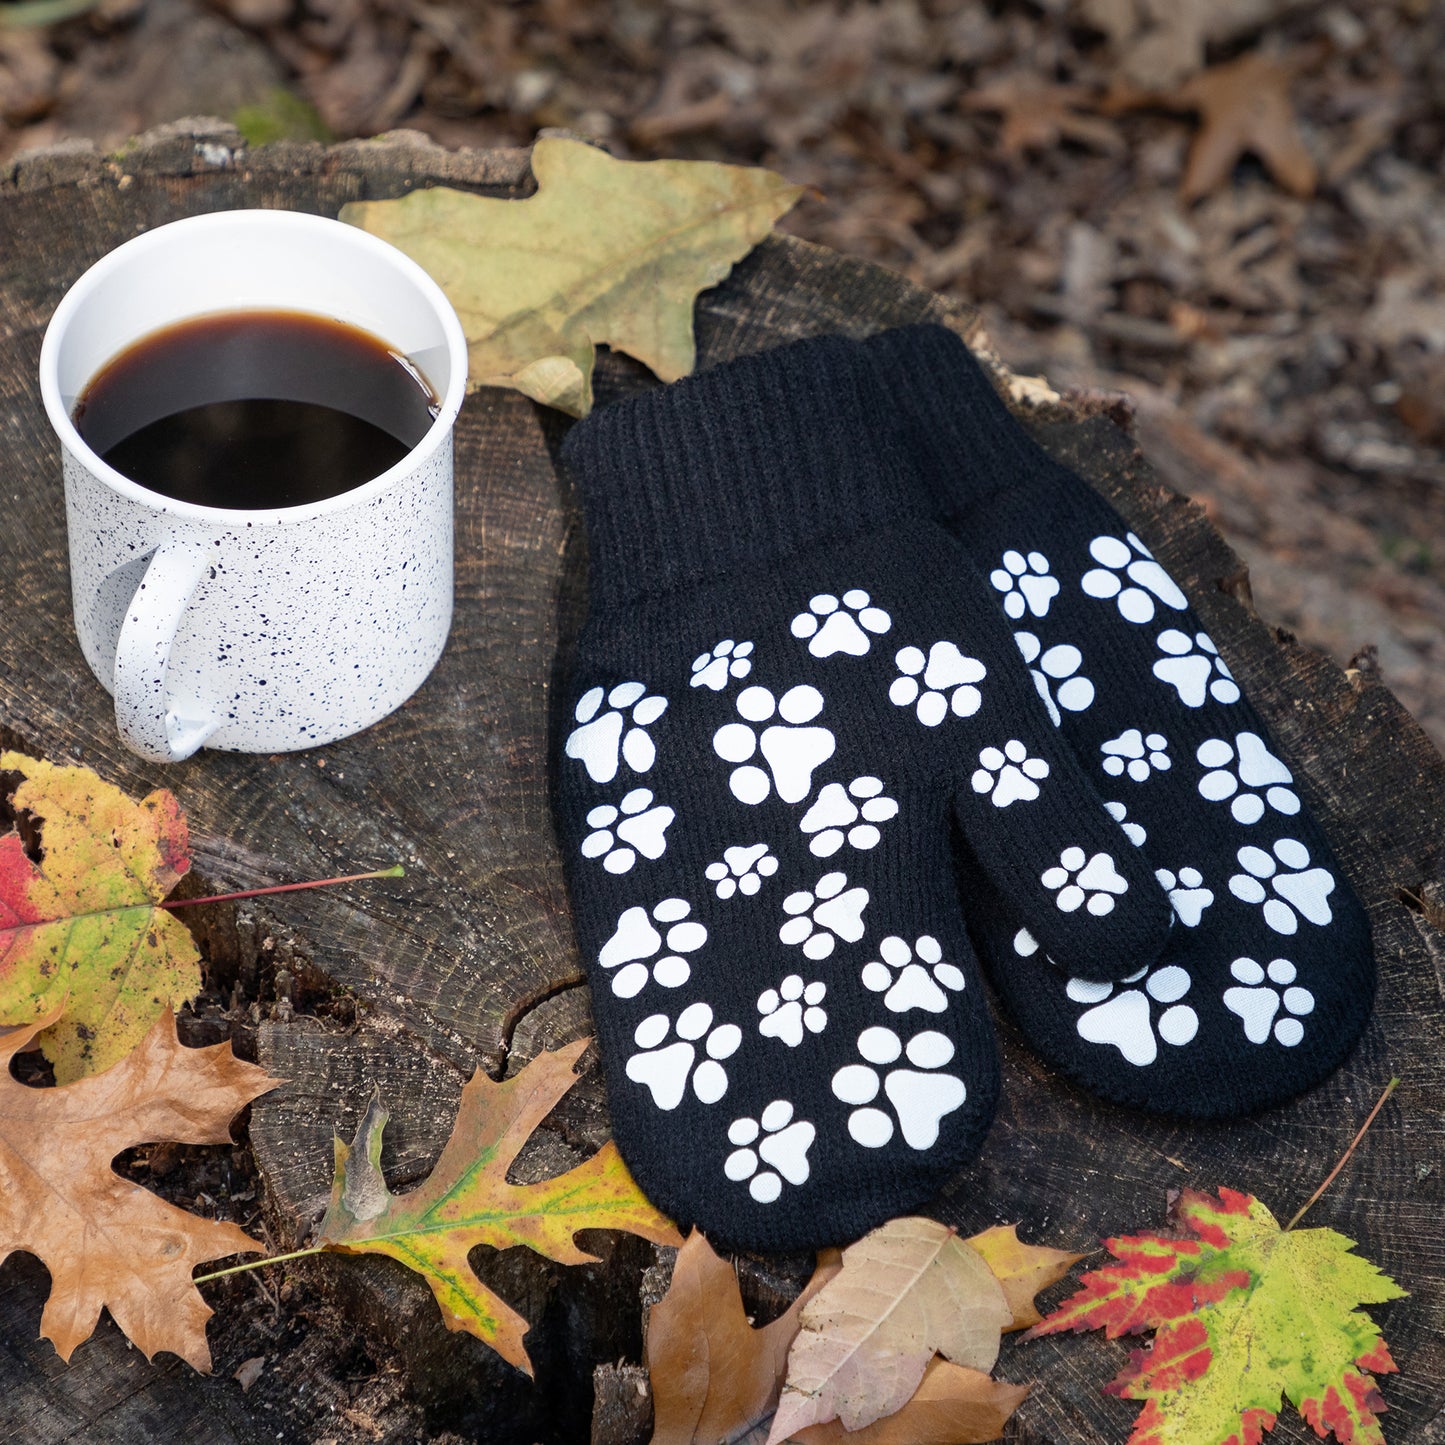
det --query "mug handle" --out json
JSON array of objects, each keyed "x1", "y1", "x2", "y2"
[{"x1": 113, "y1": 536, "x2": 219, "y2": 763}]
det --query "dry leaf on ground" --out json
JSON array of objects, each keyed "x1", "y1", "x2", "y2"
[
  {"x1": 789, "y1": 1359, "x2": 1028, "y2": 1445},
  {"x1": 0, "y1": 1006, "x2": 277, "y2": 1370},
  {"x1": 1029, "y1": 1186, "x2": 1404, "y2": 1445},
  {"x1": 646, "y1": 1230, "x2": 840, "y2": 1445},
  {"x1": 0, "y1": 750, "x2": 200, "y2": 1082},
  {"x1": 767, "y1": 1217, "x2": 1013, "y2": 1442},
  {"x1": 965, "y1": 1223, "x2": 1085, "y2": 1332},
  {"x1": 340, "y1": 135, "x2": 804, "y2": 417},
  {"x1": 317, "y1": 1038, "x2": 683, "y2": 1376},
  {"x1": 1110, "y1": 50, "x2": 1317, "y2": 201}
]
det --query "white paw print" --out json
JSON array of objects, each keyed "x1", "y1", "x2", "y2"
[
  {"x1": 725, "y1": 1100, "x2": 816, "y2": 1203},
  {"x1": 889, "y1": 642, "x2": 986, "y2": 726},
  {"x1": 1224, "y1": 957, "x2": 1315, "y2": 1046},
  {"x1": 831, "y1": 1026, "x2": 967, "y2": 1150},
  {"x1": 1042, "y1": 847, "x2": 1128, "y2": 916},
  {"x1": 779, "y1": 871, "x2": 870, "y2": 959},
  {"x1": 1067, "y1": 964, "x2": 1198, "y2": 1067},
  {"x1": 1196, "y1": 732, "x2": 1300, "y2": 823},
  {"x1": 1100, "y1": 728, "x2": 1171, "y2": 782},
  {"x1": 598, "y1": 898, "x2": 707, "y2": 999},
  {"x1": 791, "y1": 589, "x2": 892, "y2": 658},
  {"x1": 757, "y1": 974, "x2": 828, "y2": 1046},
  {"x1": 1080, "y1": 533, "x2": 1188, "y2": 624},
  {"x1": 705, "y1": 843, "x2": 779, "y2": 899},
  {"x1": 625, "y1": 1002, "x2": 743, "y2": 1109},
  {"x1": 860, "y1": 934, "x2": 965, "y2": 1014},
  {"x1": 565, "y1": 682, "x2": 668, "y2": 784},
  {"x1": 1154, "y1": 866, "x2": 1214, "y2": 927},
  {"x1": 1104, "y1": 800, "x2": 1147, "y2": 847},
  {"x1": 1228, "y1": 839, "x2": 1335, "y2": 935},
  {"x1": 690, "y1": 638, "x2": 753, "y2": 691},
  {"x1": 990, "y1": 549, "x2": 1059, "y2": 619},
  {"x1": 1153, "y1": 629, "x2": 1241, "y2": 707},
  {"x1": 970, "y1": 740, "x2": 1049, "y2": 808},
  {"x1": 713, "y1": 684, "x2": 835, "y2": 805},
  {"x1": 1014, "y1": 631, "x2": 1094, "y2": 725},
  {"x1": 580, "y1": 788, "x2": 675, "y2": 873},
  {"x1": 799, "y1": 776, "x2": 898, "y2": 857}
]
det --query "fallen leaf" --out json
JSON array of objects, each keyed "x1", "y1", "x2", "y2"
[
  {"x1": 1110, "y1": 51, "x2": 1317, "y2": 201},
  {"x1": 0, "y1": 750, "x2": 200, "y2": 1082},
  {"x1": 233, "y1": 1355, "x2": 266, "y2": 1392},
  {"x1": 647, "y1": 1231, "x2": 840, "y2": 1445},
  {"x1": 1028, "y1": 1186, "x2": 1405, "y2": 1445},
  {"x1": 963, "y1": 78, "x2": 1122, "y2": 157},
  {"x1": 0, "y1": 1005, "x2": 277, "y2": 1370},
  {"x1": 340, "y1": 136, "x2": 804, "y2": 416},
  {"x1": 790, "y1": 1360, "x2": 1028, "y2": 1445},
  {"x1": 965, "y1": 1224, "x2": 1086, "y2": 1332},
  {"x1": 767, "y1": 1217, "x2": 1013, "y2": 1443},
  {"x1": 317, "y1": 1038, "x2": 684, "y2": 1376}
]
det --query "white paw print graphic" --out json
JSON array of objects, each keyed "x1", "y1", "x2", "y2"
[
  {"x1": 1080, "y1": 533, "x2": 1188, "y2": 624},
  {"x1": 725, "y1": 1100, "x2": 816, "y2": 1203},
  {"x1": 580, "y1": 788, "x2": 675, "y2": 874},
  {"x1": 832, "y1": 1026, "x2": 967, "y2": 1149},
  {"x1": 1228, "y1": 839, "x2": 1335, "y2": 935},
  {"x1": 598, "y1": 898, "x2": 707, "y2": 999},
  {"x1": 1196, "y1": 732, "x2": 1300, "y2": 824},
  {"x1": 1042, "y1": 847, "x2": 1128, "y2": 916},
  {"x1": 1154, "y1": 866, "x2": 1214, "y2": 927},
  {"x1": 1104, "y1": 800, "x2": 1147, "y2": 847},
  {"x1": 690, "y1": 638, "x2": 753, "y2": 691},
  {"x1": 713, "y1": 684, "x2": 835, "y2": 806},
  {"x1": 1014, "y1": 631, "x2": 1094, "y2": 725},
  {"x1": 1100, "y1": 728, "x2": 1171, "y2": 782},
  {"x1": 705, "y1": 842, "x2": 779, "y2": 899},
  {"x1": 1153, "y1": 629, "x2": 1241, "y2": 707},
  {"x1": 889, "y1": 642, "x2": 986, "y2": 726},
  {"x1": 860, "y1": 934, "x2": 965, "y2": 1014},
  {"x1": 799, "y1": 776, "x2": 898, "y2": 857},
  {"x1": 565, "y1": 682, "x2": 668, "y2": 784},
  {"x1": 1224, "y1": 957, "x2": 1315, "y2": 1046},
  {"x1": 990, "y1": 549, "x2": 1059, "y2": 619},
  {"x1": 791, "y1": 589, "x2": 892, "y2": 658},
  {"x1": 1067, "y1": 964, "x2": 1198, "y2": 1067},
  {"x1": 757, "y1": 974, "x2": 828, "y2": 1046},
  {"x1": 971, "y1": 740, "x2": 1050, "y2": 808},
  {"x1": 779, "y1": 871, "x2": 870, "y2": 959},
  {"x1": 625, "y1": 1002, "x2": 743, "y2": 1109}
]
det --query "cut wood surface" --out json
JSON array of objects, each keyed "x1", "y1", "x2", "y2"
[{"x1": 0, "y1": 121, "x2": 1441, "y2": 1444}]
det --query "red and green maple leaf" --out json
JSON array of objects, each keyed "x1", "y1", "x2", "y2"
[
  {"x1": 1029, "y1": 1187, "x2": 1404, "y2": 1445},
  {"x1": 0, "y1": 751, "x2": 199, "y2": 1081}
]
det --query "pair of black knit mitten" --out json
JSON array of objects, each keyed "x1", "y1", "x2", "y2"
[{"x1": 553, "y1": 325, "x2": 1373, "y2": 1254}]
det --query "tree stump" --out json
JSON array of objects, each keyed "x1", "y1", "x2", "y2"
[{"x1": 1, "y1": 121, "x2": 1442, "y2": 1444}]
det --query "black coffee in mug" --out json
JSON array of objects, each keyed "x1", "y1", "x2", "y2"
[{"x1": 72, "y1": 309, "x2": 439, "y2": 510}]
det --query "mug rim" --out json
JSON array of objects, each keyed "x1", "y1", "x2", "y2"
[{"x1": 38, "y1": 207, "x2": 470, "y2": 526}]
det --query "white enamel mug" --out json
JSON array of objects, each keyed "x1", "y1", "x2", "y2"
[{"x1": 39, "y1": 209, "x2": 468, "y2": 763}]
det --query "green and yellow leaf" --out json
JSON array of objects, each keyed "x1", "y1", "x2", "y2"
[
  {"x1": 340, "y1": 136, "x2": 805, "y2": 417},
  {"x1": 0, "y1": 751, "x2": 199, "y2": 1081},
  {"x1": 1029, "y1": 1186, "x2": 1405, "y2": 1445},
  {"x1": 317, "y1": 1038, "x2": 683, "y2": 1375}
]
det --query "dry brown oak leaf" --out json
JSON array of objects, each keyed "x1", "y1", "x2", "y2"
[{"x1": 0, "y1": 1005, "x2": 278, "y2": 1370}]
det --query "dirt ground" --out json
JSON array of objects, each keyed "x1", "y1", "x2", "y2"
[{"x1": 2, "y1": 2, "x2": 1443, "y2": 1440}]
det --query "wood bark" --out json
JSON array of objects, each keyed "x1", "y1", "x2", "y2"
[{"x1": 0, "y1": 120, "x2": 1441, "y2": 1444}]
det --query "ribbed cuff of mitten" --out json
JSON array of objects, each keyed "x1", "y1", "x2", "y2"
[
  {"x1": 561, "y1": 333, "x2": 925, "y2": 609},
  {"x1": 860, "y1": 323, "x2": 1071, "y2": 513}
]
